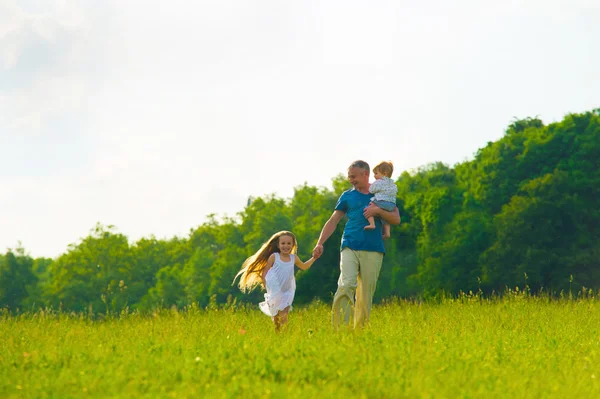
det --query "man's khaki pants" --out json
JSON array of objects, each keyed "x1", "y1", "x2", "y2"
[{"x1": 331, "y1": 248, "x2": 384, "y2": 329}]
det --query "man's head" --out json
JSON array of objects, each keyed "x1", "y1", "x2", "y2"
[{"x1": 347, "y1": 160, "x2": 370, "y2": 190}]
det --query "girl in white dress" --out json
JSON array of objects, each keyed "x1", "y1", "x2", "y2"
[{"x1": 234, "y1": 231, "x2": 319, "y2": 331}]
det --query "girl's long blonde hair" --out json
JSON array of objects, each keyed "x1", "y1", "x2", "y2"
[{"x1": 233, "y1": 231, "x2": 298, "y2": 293}]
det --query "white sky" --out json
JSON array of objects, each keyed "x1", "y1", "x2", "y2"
[{"x1": 1, "y1": 0, "x2": 599, "y2": 258}]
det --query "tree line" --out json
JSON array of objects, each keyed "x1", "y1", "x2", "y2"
[{"x1": 2, "y1": 109, "x2": 599, "y2": 313}]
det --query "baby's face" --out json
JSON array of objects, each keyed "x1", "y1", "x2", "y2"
[{"x1": 374, "y1": 170, "x2": 383, "y2": 180}]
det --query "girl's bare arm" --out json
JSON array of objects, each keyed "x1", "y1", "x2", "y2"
[{"x1": 294, "y1": 255, "x2": 318, "y2": 271}]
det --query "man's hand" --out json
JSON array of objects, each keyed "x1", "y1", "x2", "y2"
[
  {"x1": 364, "y1": 204, "x2": 401, "y2": 225},
  {"x1": 313, "y1": 244, "x2": 324, "y2": 258},
  {"x1": 363, "y1": 203, "x2": 380, "y2": 219}
]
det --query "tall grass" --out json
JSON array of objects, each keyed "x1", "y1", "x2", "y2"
[{"x1": 2, "y1": 292, "x2": 600, "y2": 398}]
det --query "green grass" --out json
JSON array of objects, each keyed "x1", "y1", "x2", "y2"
[{"x1": 2, "y1": 294, "x2": 600, "y2": 398}]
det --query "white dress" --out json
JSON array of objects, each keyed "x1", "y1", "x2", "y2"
[{"x1": 259, "y1": 253, "x2": 296, "y2": 316}]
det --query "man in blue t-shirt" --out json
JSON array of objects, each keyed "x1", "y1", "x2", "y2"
[{"x1": 313, "y1": 160, "x2": 401, "y2": 328}]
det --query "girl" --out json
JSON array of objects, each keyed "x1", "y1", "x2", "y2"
[{"x1": 234, "y1": 231, "x2": 318, "y2": 331}]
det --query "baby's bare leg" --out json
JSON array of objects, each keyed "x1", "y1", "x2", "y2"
[
  {"x1": 364, "y1": 216, "x2": 376, "y2": 229},
  {"x1": 383, "y1": 223, "x2": 391, "y2": 239},
  {"x1": 364, "y1": 203, "x2": 377, "y2": 230}
]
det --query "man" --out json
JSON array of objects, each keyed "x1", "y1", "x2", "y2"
[{"x1": 313, "y1": 160, "x2": 401, "y2": 328}]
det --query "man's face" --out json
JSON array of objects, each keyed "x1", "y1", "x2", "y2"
[{"x1": 347, "y1": 167, "x2": 369, "y2": 189}]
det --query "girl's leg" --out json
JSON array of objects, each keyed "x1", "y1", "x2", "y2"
[
  {"x1": 272, "y1": 314, "x2": 281, "y2": 331},
  {"x1": 278, "y1": 306, "x2": 290, "y2": 327},
  {"x1": 273, "y1": 306, "x2": 291, "y2": 332}
]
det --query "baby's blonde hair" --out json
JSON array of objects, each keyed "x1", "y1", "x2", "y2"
[
  {"x1": 373, "y1": 161, "x2": 394, "y2": 178},
  {"x1": 233, "y1": 231, "x2": 298, "y2": 293}
]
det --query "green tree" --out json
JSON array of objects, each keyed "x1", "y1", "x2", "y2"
[
  {"x1": 290, "y1": 183, "x2": 341, "y2": 303},
  {"x1": 45, "y1": 224, "x2": 133, "y2": 313},
  {"x1": 0, "y1": 249, "x2": 37, "y2": 311},
  {"x1": 145, "y1": 264, "x2": 185, "y2": 309},
  {"x1": 182, "y1": 247, "x2": 215, "y2": 307}
]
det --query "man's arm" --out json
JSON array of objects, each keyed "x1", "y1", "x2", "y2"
[
  {"x1": 363, "y1": 205, "x2": 400, "y2": 225},
  {"x1": 312, "y1": 210, "x2": 345, "y2": 257}
]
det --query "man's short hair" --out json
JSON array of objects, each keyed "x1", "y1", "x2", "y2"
[{"x1": 348, "y1": 160, "x2": 370, "y2": 173}]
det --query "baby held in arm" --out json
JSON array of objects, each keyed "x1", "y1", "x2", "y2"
[{"x1": 364, "y1": 161, "x2": 397, "y2": 239}]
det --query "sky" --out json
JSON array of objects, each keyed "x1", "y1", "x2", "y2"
[{"x1": 1, "y1": 0, "x2": 599, "y2": 259}]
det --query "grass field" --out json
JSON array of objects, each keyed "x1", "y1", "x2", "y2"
[{"x1": 2, "y1": 293, "x2": 600, "y2": 398}]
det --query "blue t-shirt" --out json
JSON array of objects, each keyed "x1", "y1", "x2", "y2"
[{"x1": 335, "y1": 189, "x2": 385, "y2": 254}]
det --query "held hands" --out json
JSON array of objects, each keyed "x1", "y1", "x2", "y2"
[{"x1": 312, "y1": 244, "x2": 324, "y2": 259}]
